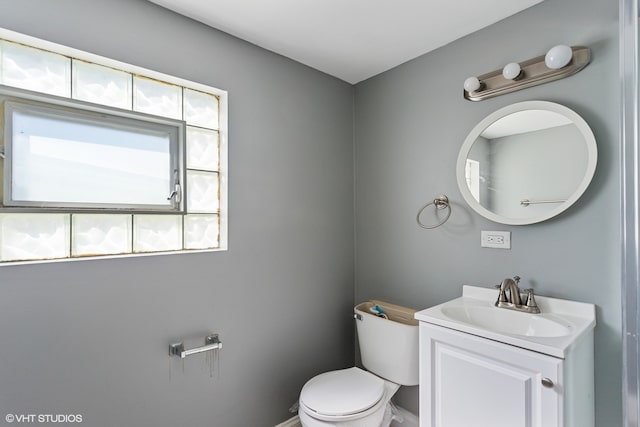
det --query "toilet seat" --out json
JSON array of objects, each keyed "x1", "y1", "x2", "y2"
[{"x1": 299, "y1": 367, "x2": 385, "y2": 422}]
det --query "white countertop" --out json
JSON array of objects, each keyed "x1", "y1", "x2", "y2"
[{"x1": 414, "y1": 285, "x2": 596, "y2": 358}]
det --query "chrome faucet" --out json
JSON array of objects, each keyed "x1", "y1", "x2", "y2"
[
  {"x1": 498, "y1": 276, "x2": 522, "y2": 305},
  {"x1": 494, "y1": 275, "x2": 540, "y2": 314}
]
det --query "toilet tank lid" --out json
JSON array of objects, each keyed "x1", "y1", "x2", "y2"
[{"x1": 300, "y1": 367, "x2": 384, "y2": 416}]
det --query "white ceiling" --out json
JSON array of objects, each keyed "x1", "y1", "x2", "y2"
[{"x1": 148, "y1": 0, "x2": 544, "y2": 84}]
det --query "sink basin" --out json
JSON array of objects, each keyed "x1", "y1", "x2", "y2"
[
  {"x1": 414, "y1": 285, "x2": 596, "y2": 358},
  {"x1": 441, "y1": 305, "x2": 573, "y2": 338}
]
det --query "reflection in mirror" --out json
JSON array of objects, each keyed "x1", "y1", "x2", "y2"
[
  {"x1": 467, "y1": 110, "x2": 587, "y2": 218},
  {"x1": 457, "y1": 101, "x2": 597, "y2": 225}
]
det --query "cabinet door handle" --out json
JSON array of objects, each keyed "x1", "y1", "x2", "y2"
[{"x1": 541, "y1": 377, "x2": 554, "y2": 388}]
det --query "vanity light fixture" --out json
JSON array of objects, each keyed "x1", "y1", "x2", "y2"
[{"x1": 463, "y1": 45, "x2": 590, "y2": 101}]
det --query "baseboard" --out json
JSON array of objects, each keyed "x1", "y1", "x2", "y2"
[
  {"x1": 274, "y1": 406, "x2": 418, "y2": 427},
  {"x1": 274, "y1": 415, "x2": 301, "y2": 427},
  {"x1": 391, "y1": 406, "x2": 419, "y2": 427}
]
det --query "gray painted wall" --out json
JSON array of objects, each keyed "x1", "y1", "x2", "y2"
[
  {"x1": 354, "y1": 0, "x2": 621, "y2": 424},
  {"x1": 0, "y1": 1, "x2": 355, "y2": 426}
]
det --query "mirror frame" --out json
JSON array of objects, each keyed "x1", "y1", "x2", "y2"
[{"x1": 456, "y1": 100, "x2": 597, "y2": 225}]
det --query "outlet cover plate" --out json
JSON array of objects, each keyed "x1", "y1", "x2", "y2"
[{"x1": 481, "y1": 230, "x2": 511, "y2": 249}]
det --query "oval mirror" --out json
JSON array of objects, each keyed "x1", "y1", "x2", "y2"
[{"x1": 456, "y1": 101, "x2": 597, "y2": 225}]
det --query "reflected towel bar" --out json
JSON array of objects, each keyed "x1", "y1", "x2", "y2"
[
  {"x1": 169, "y1": 334, "x2": 222, "y2": 359},
  {"x1": 520, "y1": 199, "x2": 566, "y2": 207}
]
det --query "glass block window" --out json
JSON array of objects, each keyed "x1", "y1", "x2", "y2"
[
  {"x1": 133, "y1": 215, "x2": 182, "y2": 253},
  {"x1": 0, "y1": 30, "x2": 227, "y2": 264},
  {"x1": 72, "y1": 214, "x2": 132, "y2": 257},
  {"x1": 0, "y1": 40, "x2": 71, "y2": 97},
  {"x1": 0, "y1": 213, "x2": 70, "y2": 261},
  {"x1": 71, "y1": 60, "x2": 132, "y2": 109},
  {"x1": 133, "y1": 76, "x2": 182, "y2": 120}
]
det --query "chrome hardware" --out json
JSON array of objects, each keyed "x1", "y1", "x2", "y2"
[
  {"x1": 541, "y1": 377, "x2": 554, "y2": 388},
  {"x1": 520, "y1": 198, "x2": 566, "y2": 207},
  {"x1": 167, "y1": 182, "x2": 182, "y2": 203},
  {"x1": 494, "y1": 276, "x2": 541, "y2": 314},
  {"x1": 494, "y1": 284, "x2": 508, "y2": 303},
  {"x1": 524, "y1": 288, "x2": 539, "y2": 311},
  {"x1": 354, "y1": 313, "x2": 363, "y2": 321},
  {"x1": 169, "y1": 333, "x2": 222, "y2": 359},
  {"x1": 500, "y1": 277, "x2": 522, "y2": 305},
  {"x1": 417, "y1": 195, "x2": 452, "y2": 229},
  {"x1": 167, "y1": 169, "x2": 182, "y2": 204}
]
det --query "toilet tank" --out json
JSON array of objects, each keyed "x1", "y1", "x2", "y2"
[{"x1": 355, "y1": 300, "x2": 419, "y2": 386}]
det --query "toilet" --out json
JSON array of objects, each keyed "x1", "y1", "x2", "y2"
[{"x1": 298, "y1": 300, "x2": 419, "y2": 427}]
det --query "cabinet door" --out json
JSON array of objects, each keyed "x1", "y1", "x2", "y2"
[{"x1": 420, "y1": 323, "x2": 562, "y2": 427}]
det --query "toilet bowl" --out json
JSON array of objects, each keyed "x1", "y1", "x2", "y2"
[
  {"x1": 298, "y1": 301, "x2": 418, "y2": 427},
  {"x1": 298, "y1": 367, "x2": 399, "y2": 427}
]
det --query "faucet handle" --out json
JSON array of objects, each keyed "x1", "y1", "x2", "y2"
[
  {"x1": 494, "y1": 283, "x2": 508, "y2": 304},
  {"x1": 513, "y1": 275, "x2": 521, "y2": 285},
  {"x1": 524, "y1": 288, "x2": 538, "y2": 308}
]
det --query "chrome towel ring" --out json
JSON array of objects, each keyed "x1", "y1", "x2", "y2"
[{"x1": 417, "y1": 195, "x2": 451, "y2": 229}]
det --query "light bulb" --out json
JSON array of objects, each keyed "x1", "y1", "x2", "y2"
[
  {"x1": 545, "y1": 45, "x2": 573, "y2": 69},
  {"x1": 502, "y1": 62, "x2": 522, "y2": 80},
  {"x1": 463, "y1": 76, "x2": 481, "y2": 93}
]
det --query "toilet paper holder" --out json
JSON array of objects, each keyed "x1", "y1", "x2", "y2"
[{"x1": 169, "y1": 333, "x2": 222, "y2": 359}]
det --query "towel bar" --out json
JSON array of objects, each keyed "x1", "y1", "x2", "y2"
[{"x1": 520, "y1": 199, "x2": 566, "y2": 207}]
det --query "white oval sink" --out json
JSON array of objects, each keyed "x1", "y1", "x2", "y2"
[
  {"x1": 415, "y1": 286, "x2": 596, "y2": 358},
  {"x1": 441, "y1": 305, "x2": 573, "y2": 338}
]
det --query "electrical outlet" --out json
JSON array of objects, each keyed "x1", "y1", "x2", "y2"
[
  {"x1": 486, "y1": 234, "x2": 504, "y2": 244},
  {"x1": 481, "y1": 230, "x2": 511, "y2": 249}
]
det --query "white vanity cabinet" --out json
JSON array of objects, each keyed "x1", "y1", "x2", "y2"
[{"x1": 415, "y1": 286, "x2": 595, "y2": 427}]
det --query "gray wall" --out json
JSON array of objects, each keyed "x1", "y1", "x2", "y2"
[
  {"x1": 354, "y1": 0, "x2": 621, "y2": 424},
  {"x1": 0, "y1": 1, "x2": 355, "y2": 426}
]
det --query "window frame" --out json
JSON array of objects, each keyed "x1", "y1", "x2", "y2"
[
  {"x1": 0, "y1": 27, "x2": 229, "y2": 263},
  {"x1": 1, "y1": 85, "x2": 187, "y2": 214}
]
